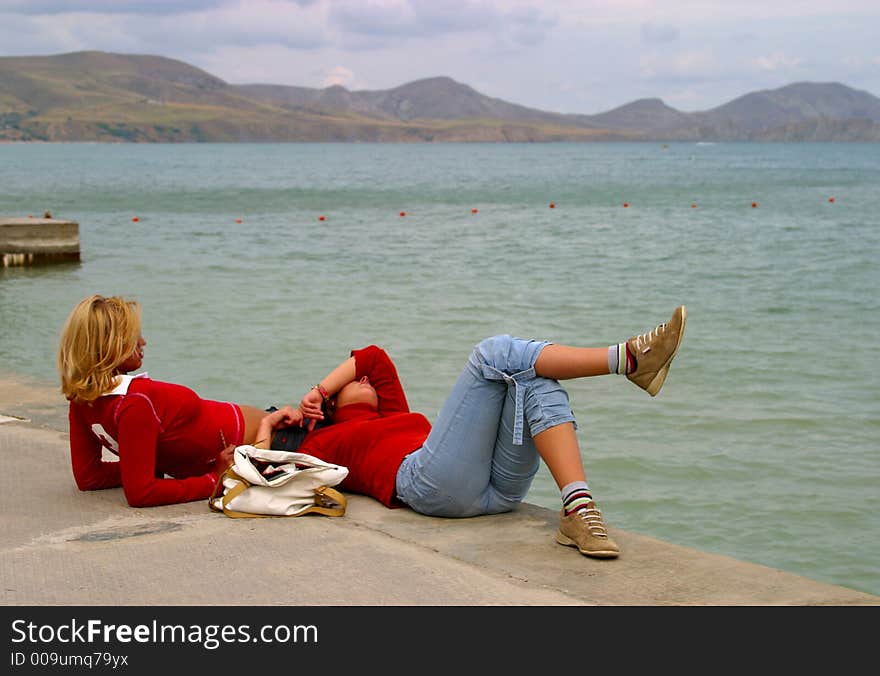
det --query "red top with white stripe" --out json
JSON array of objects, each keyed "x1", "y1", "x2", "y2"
[{"x1": 67, "y1": 375, "x2": 244, "y2": 507}]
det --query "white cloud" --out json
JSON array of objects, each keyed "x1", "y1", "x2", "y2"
[
  {"x1": 664, "y1": 88, "x2": 703, "y2": 106},
  {"x1": 504, "y1": 5, "x2": 556, "y2": 46},
  {"x1": 329, "y1": 0, "x2": 496, "y2": 39},
  {"x1": 752, "y1": 52, "x2": 804, "y2": 72},
  {"x1": 0, "y1": 1, "x2": 238, "y2": 15},
  {"x1": 641, "y1": 22, "x2": 679, "y2": 44},
  {"x1": 322, "y1": 65, "x2": 355, "y2": 87},
  {"x1": 640, "y1": 49, "x2": 719, "y2": 80}
]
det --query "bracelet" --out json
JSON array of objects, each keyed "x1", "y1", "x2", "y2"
[{"x1": 313, "y1": 383, "x2": 330, "y2": 401}]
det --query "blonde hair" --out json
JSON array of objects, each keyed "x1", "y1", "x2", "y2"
[{"x1": 58, "y1": 295, "x2": 142, "y2": 403}]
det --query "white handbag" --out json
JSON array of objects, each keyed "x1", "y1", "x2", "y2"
[{"x1": 209, "y1": 445, "x2": 349, "y2": 518}]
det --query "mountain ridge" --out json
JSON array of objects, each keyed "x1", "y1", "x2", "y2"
[{"x1": 1, "y1": 51, "x2": 878, "y2": 142}]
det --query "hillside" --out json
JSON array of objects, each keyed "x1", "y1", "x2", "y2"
[
  {"x1": 0, "y1": 51, "x2": 623, "y2": 142},
  {"x1": 589, "y1": 98, "x2": 697, "y2": 133},
  {"x1": 584, "y1": 83, "x2": 880, "y2": 141},
  {"x1": 691, "y1": 82, "x2": 880, "y2": 139},
  {"x1": 235, "y1": 76, "x2": 593, "y2": 126},
  {"x1": 1, "y1": 51, "x2": 878, "y2": 142}
]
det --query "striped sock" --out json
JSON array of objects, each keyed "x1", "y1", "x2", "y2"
[
  {"x1": 562, "y1": 481, "x2": 593, "y2": 516},
  {"x1": 608, "y1": 343, "x2": 636, "y2": 375}
]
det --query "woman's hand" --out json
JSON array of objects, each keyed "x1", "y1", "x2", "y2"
[
  {"x1": 299, "y1": 357, "x2": 357, "y2": 428},
  {"x1": 254, "y1": 406, "x2": 303, "y2": 448},
  {"x1": 270, "y1": 405, "x2": 303, "y2": 428},
  {"x1": 299, "y1": 388, "x2": 325, "y2": 424},
  {"x1": 214, "y1": 444, "x2": 236, "y2": 479}
]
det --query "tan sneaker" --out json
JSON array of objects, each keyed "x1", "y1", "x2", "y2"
[
  {"x1": 626, "y1": 305, "x2": 687, "y2": 396},
  {"x1": 555, "y1": 502, "x2": 620, "y2": 559}
]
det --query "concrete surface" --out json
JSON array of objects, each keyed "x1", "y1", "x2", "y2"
[
  {"x1": 0, "y1": 217, "x2": 80, "y2": 266},
  {"x1": 1, "y1": 373, "x2": 877, "y2": 606}
]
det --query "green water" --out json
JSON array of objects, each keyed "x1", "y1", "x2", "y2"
[{"x1": 1, "y1": 142, "x2": 878, "y2": 596}]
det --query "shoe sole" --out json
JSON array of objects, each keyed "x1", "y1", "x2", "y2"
[
  {"x1": 555, "y1": 531, "x2": 620, "y2": 559},
  {"x1": 645, "y1": 305, "x2": 687, "y2": 396},
  {"x1": 645, "y1": 364, "x2": 669, "y2": 397}
]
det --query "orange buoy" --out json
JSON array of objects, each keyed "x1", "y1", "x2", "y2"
[
  {"x1": 132, "y1": 216, "x2": 140, "y2": 222},
  {"x1": 623, "y1": 202, "x2": 630, "y2": 208},
  {"x1": 691, "y1": 203, "x2": 697, "y2": 208},
  {"x1": 471, "y1": 208, "x2": 479, "y2": 214},
  {"x1": 828, "y1": 197, "x2": 835, "y2": 203},
  {"x1": 751, "y1": 202, "x2": 758, "y2": 208},
  {"x1": 549, "y1": 202, "x2": 556, "y2": 209},
  {"x1": 235, "y1": 218, "x2": 242, "y2": 223},
  {"x1": 400, "y1": 211, "x2": 406, "y2": 217},
  {"x1": 318, "y1": 215, "x2": 326, "y2": 221}
]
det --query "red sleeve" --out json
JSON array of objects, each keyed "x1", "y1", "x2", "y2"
[
  {"x1": 69, "y1": 404, "x2": 122, "y2": 491},
  {"x1": 351, "y1": 345, "x2": 411, "y2": 415},
  {"x1": 114, "y1": 394, "x2": 216, "y2": 507}
]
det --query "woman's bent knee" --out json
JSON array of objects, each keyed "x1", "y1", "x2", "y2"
[
  {"x1": 474, "y1": 335, "x2": 547, "y2": 373},
  {"x1": 476, "y1": 335, "x2": 514, "y2": 360}
]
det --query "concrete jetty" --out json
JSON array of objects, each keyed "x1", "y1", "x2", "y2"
[
  {"x1": 0, "y1": 216, "x2": 80, "y2": 267},
  {"x1": 1, "y1": 373, "x2": 877, "y2": 606}
]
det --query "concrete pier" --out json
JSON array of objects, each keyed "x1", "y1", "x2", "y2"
[
  {"x1": 0, "y1": 216, "x2": 80, "y2": 267},
  {"x1": 1, "y1": 373, "x2": 877, "y2": 606}
]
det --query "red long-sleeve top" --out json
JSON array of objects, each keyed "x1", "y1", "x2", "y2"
[
  {"x1": 67, "y1": 375, "x2": 245, "y2": 507},
  {"x1": 297, "y1": 346, "x2": 432, "y2": 507}
]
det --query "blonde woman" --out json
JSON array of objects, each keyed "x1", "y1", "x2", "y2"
[{"x1": 58, "y1": 295, "x2": 299, "y2": 507}]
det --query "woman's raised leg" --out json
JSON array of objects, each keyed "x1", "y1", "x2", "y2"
[{"x1": 535, "y1": 305, "x2": 687, "y2": 396}]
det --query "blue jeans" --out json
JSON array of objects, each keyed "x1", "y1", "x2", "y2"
[{"x1": 395, "y1": 335, "x2": 577, "y2": 517}]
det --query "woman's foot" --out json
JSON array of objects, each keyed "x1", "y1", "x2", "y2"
[
  {"x1": 555, "y1": 501, "x2": 620, "y2": 558},
  {"x1": 626, "y1": 305, "x2": 687, "y2": 396}
]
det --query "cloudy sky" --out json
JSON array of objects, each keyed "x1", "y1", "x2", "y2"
[{"x1": 1, "y1": 0, "x2": 878, "y2": 114}]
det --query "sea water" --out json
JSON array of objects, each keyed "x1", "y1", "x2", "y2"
[{"x1": 1, "y1": 142, "x2": 878, "y2": 596}]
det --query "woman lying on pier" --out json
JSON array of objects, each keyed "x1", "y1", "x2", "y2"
[{"x1": 58, "y1": 294, "x2": 685, "y2": 558}]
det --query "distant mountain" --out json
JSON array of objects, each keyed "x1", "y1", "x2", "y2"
[
  {"x1": 585, "y1": 82, "x2": 880, "y2": 141},
  {"x1": 589, "y1": 98, "x2": 697, "y2": 133},
  {"x1": 692, "y1": 82, "x2": 880, "y2": 139},
  {"x1": 0, "y1": 51, "x2": 619, "y2": 142},
  {"x1": 706, "y1": 81, "x2": 880, "y2": 127},
  {"x1": 236, "y1": 76, "x2": 592, "y2": 125},
  {"x1": 1, "y1": 51, "x2": 878, "y2": 142}
]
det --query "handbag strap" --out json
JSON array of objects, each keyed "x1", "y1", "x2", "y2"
[
  {"x1": 307, "y1": 486, "x2": 347, "y2": 517},
  {"x1": 208, "y1": 467, "x2": 237, "y2": 512}
]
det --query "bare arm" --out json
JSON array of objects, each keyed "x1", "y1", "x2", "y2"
[
  {"x1": 251, "y1": 405, "x2": 304, "y2": 449},
  {"x1": 299, "y1": 356, "x2": 356, "y2": 421}
]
